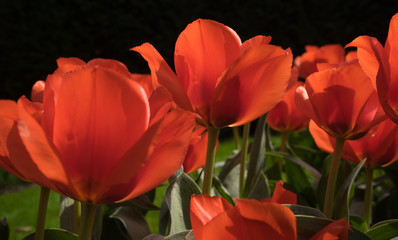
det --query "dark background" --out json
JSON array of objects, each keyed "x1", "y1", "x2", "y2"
[{"x1": 1, "y1": 0, "x2": 397, "y2": 101}]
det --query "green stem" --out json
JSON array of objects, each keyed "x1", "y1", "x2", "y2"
[
  {"x1": 364, "y1": 167, "x2": 374, "y2": 227},
  {"x1": 239, "y1": 123, "x2": 251, "y2": 197},
  {"x1": 323, "y1": 137, "x2": 345, "y2": 218},
  {"x1": 232, "y1": 127, "x2": 241, "y2": 150},
  {"x1": 202, "y1": 127, "x2": 220, "y2": 195},
  {"x1": 74, "y1": 200, "x2": 81, "y2": 234},
  {"x1": 78, "y1": 202, "x2": 98, "y2": 240},
  {"x1": 278, "y1": 131, "x2": 288, "y2": 177},
  {"x1": 35, "y1": 187, "x2": 50, "y2": 240}
]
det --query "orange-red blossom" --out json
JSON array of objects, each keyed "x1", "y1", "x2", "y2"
[
  {"x1": 190, "y1": 181, "x2": 297, "y2": 240},
  {"x1": 190, "y1": 181, "x2": 349, "y2": 239},
  {"x1": 295, "y1": 60, "x2": 385, "y2": 140},
  {"x1": 347, "y1": 13, "x2": 398, "y2": 124},
  {"x1": 132, "y1": 19, "x2": 293, "y2": 128},
  {"x1": 0, "y1": 58, "x2": 196, "y2": 204},
  {"x1": 267, "y1": 67, "x2": 310, "y2": 132},
  {"x1": 310, "y1": 119, "x2": 398, "y2": 168}
]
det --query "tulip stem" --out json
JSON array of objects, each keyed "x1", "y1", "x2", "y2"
[
  {"x1": 239, "y1": 123, "x2": 251, "y2": 197},
  {"x1": 323, "y1": 137, "x2": 345, "y2": 218},
  {"x1": 202, "y1": 127, "x2": 220, "y2": 195},
  {"x1": 232, "y1": 127, "x2": 241, "y2": 150},
  {"x1": 35, "y1": 186, "x2": 50, "y2": 240},
  {"x1": 78, "y1": 202, "x2": 98, "y2": 240},
  {"x1": 278, "y1": 131, "x2": 288, "y2": 177},
  {"x1": 74, "y1": 200, "x2": 81, "y2": 233},
  {"x1": 364, "y1": 167, "x2": 374, "y2": 227}
]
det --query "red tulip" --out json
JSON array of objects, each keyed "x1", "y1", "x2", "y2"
[
  {"x1": 190, "y1": 195, "x2": 297, "y2": 240},
  {"x1": 347, "y1": 13, "x2": 398, "y2": 124},
  {"x1": 309, "y1": 218, "x2": 350, "y2": 240},
  {"x1": 267, "y1": 67, "x2": 310, "y2": 132},
  {"x1": 310, "y1": 119, "x2": 398, "y2": 168},
  {"x1": 294, "y1": 44, "x2": 345, "y2": 79},
  {"x1": 183, "y1": 125, "x2": 209, "y2": 174},
  {"x1": 261, "y1": 180, "x2": 297, "y2": 204},
  {"x1": 295, "y1": 60, "x2": 385, "y2": 140},
  {"x1": 0, "y1": 58, "x2": 196, "y2": 204},
  {"x1": 132, "y1": 19, "x2": 293, "y2": 128}
]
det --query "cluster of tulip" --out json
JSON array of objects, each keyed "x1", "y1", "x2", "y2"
[{"x1": 0, "y1": 11, "x2": 397, "y2": 240}]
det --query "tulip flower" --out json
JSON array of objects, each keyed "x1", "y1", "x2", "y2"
[
  {"x1": 295, "y1": 59, "x2": 385, "y2": 218},
  {"x1": 0, "y1": 58, "x2": 196, "y2": 239},
  {"x1": 309, "y1": 218, "x2": 350, "y2": 240},
  {"x1": 133, "y1": 18, "x2": 293, "y2": 194},
  {"x1": 347, "y1": 13, "x2": 398, "y2": 123},
  {"x1": 310, "y1": 119, "x2": 398, "y2": 226},
  {"x1": 295, "y1": 60, "x2": 385, "y2": 140},
  {"x1": 267, "y1": 67, "x2": 310, "y2": 134},
  {"x1": 183, "y1": 125, "x2": 209, "y2": 174},
  {"x1": 190, "y1": 182, "x2": 297, "y2": 240},
  {"x1": 294, "y1": 44, "x2": 345, "y2": 79},
  {"x1": 261, "y1": 180, "x2": 297, "y2": 204},
  {"x1": 310, "y1": 119, "x2": 398, "y2": 169}
]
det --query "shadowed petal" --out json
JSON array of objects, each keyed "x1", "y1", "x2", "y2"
[
  {"x1": 235, "y1": 200, "x2": 297, "y2": 240},
  {"x1": 132, "y1": 43, "x2": 192, "y2": 111},
  {"x1": 309, "y1": 218, "x2": 349, "y2": 240},
  {"x1": 211, "y1": 45, "x2": 292, "y2": 127},
  {"x1": 119, "y1": 108, "x2": 196, "y2": 201},
  {"x1": 175, "y1": 19, "x2": 241, "y2": 123},
  {"x1": 17, "y1": 97, "x2": 68, "y2": 189},
  {"x1": 43, "y1": 66, "x2": 150, "y2": 201}
]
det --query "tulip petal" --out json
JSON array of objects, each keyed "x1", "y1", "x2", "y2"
[
  {"x1": 174, "y1": 19, "x2": 241, "y2": 123},
  {"x1": 240, "y1": 35, "x2": 272, "y2": 54},
  {"x1": 269, "y1": 181, "x2": 297, "y2": 204},
  {"x1": 211, "y1": 45, "x2": 292, "y2": 127},
  {"x1": 132, "y1": 43, "x2": 192, "y2": 111},
  {"x1": 183, "y1": 125, "x2": 208, "y2": 173},
  {"x1": 31, "y1": 80, "x2": 45, "y2": 103},
  {"x1": 235, "y1": 200, "x2": 297, "y2": 240},
  {"x1": 309, "y1": 218, "x2": 349, "y2": 240},
  {"x1": 309, "y1": 120, "x2": 335, "y2": 154},
  {"x1": 55, "y1": 57, "x2": 86, "y2": 74},
  {"x1": 295, "y1": 86, "x2": 322, "y2": 125},
  {"x1": 119, "y1": 108, "x2": 195, "y2": 201},
  {"x1": 16, "y1": 97, "x2": 68, "y2": 189},
  {"x1": 42, "y1": 66, "x2": 150, "y2": 201},
  {"x1": 385, "y1": 13, "x2": 398, "y2": 116}
]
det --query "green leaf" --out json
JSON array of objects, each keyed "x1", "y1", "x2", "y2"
[
  {"x1": 367, "y1": 219, "x2": 398, "y2": 240},
  {"x1": 143, "y1": 230, "x2": 195, "y2": 240},
  {"x1": 158, "y1": 199, "x2": 170, "y2": 236},
  {"x1": 142, "y1": 234, "x2": 164, "y2": 240},
  {"x1": 296, "y1": 216, "x2": 371, "y2": 239},
  {"x1": 164, "y1": 230, "x2": 192, "y2": 240},
  {"x1": 350, "y1": 215, "x2": 368, "y2": 233},
  {"x1": 108, "y1": 205, "x2": 151, "y2": 240},
  {"x1": 264, "y1": 151, "x2": 321, "y2": 181},
  {"x1": 22, "y1": 229, "x2": 78, "y2": 240},
  {"x1": 285, "y1": 159, "x2": 316, "y2": 206},
  {"x1": 212, "y1": 176, "x2": 234, "y2": 204},
  {"x1": 0, "y1": 218, "x2": 9, "y2": 240},
  {"x1": 219, "y1": 163, "x2": 240, "y2": 198},
  {"x1": 165, "y1": 168, "x2": 201, "y2": 234},
  {"x1": 247, "y1": 171, "x2": 270, "y2": 200},
  {"x1": 285, "y1": 204, "x2": 325, "y2": 218},
  {"x1": 242, "y1": 115, "x2": 266, "y2": 198},
  {"x1": 332, "y1": 159, "x2": 366, "y2": 221},
  {"x1": 218, "y1": 150, "x2": 241, "y2": 182}
]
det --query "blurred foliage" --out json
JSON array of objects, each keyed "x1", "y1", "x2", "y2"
[{"x1": 1, "y1": 0, "x2": 397, "y2": 100}]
